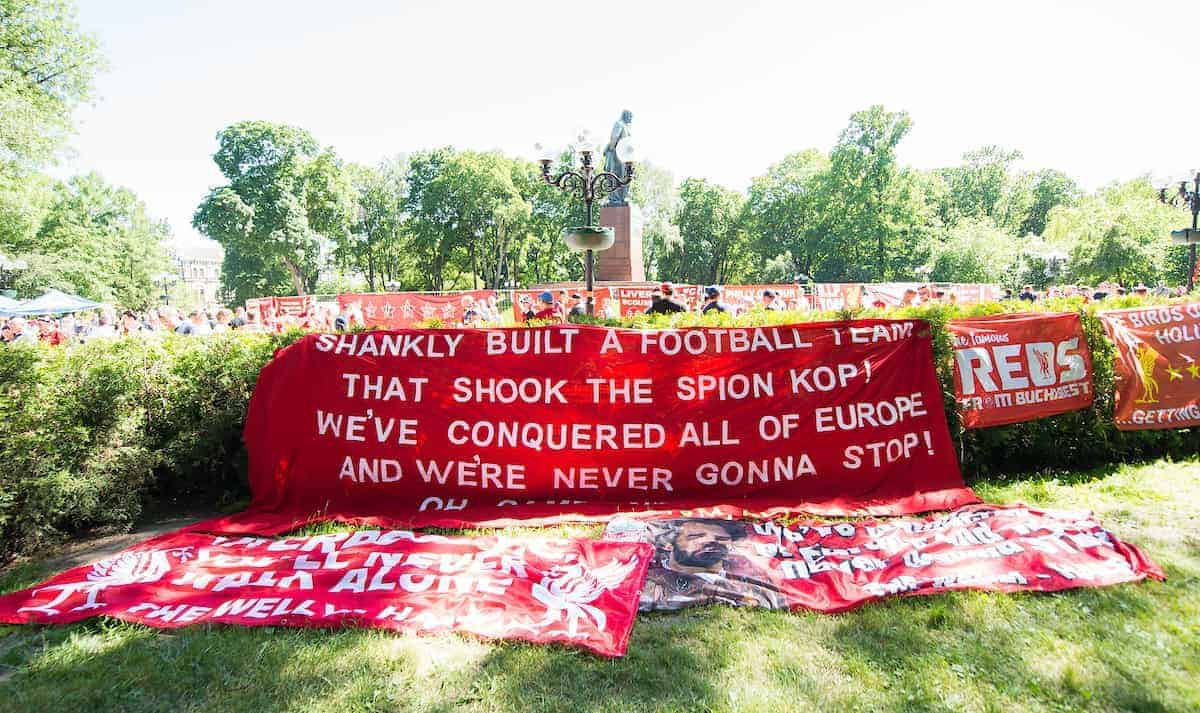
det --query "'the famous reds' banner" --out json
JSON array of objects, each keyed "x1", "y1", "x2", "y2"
[
  {"x1": 603, "y1": 505, "x2": 1162, "y2": 613},
  {"x1": 200, "y1": 321, "x2": 976, "y2": 535},
  {"x1": 1098, "y1": 302, "x2": 1200, "y2": 430},
  {"x1": 616, "y1": 285, "x2": 700, "y2": 315},
  {"x1": 948, "y1": 313, "x2": 1094, "y2": 428},
  {"x1": 337, "y1": 291, "x2": 497, "y2": 329},
  {"x1": 0, "y1": 529, "x2": 651, "y2": 657}
]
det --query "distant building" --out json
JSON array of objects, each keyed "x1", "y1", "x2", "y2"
[{"x1": 166, "y1": 239, "x2": 223, "y2": 304}]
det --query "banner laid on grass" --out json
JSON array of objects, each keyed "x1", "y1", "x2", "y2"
[
  {"x1": 337, "y1": 291, "x2": 497, "y2": 329},
  {"x1": 1099, "y1": 302, "x2": 1200, "y2": 430},
  {"x1": 0, "y1": 530, "x2": 652, "y2": 658},
  {"x1": 948, "y1": 312, "x2": 1094, "y2": 428},
  {"x1": 197, "y1": 321, "x2": 976, "y2": 535},
  {"x1": 602, "y1": 505, "x2": 1163, "y2": 613}
]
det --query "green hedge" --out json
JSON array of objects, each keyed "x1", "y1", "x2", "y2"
[{"x1": 1, "y1": 299, "x2": 1196, "y2": 563}]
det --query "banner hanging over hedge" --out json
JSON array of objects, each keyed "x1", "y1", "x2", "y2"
[
  {"x1": 948, "y1": 312, "x2": 1094, "y2": 428},
  {"x1": 1099, "y1": 303, "x2": 1200, "y2": 430},
  {"x1": 603, "y1": 505, "x2": 1163, "y2": 613},
  {"x1": 337, "y1": 291, "x2": 497, "y2": 329},
  {"x1": 200, "y1": 322, "x2": 976, "y2": 535},
  {"x1": 0, "y1": 530, "x2": 651, "y2": 657}
]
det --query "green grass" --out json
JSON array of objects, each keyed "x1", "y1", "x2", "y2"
[{"x1": 1, "y1": 459, "x2": 1198, "y2": 712}]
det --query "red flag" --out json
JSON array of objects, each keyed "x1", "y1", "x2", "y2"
[
  {"x1": 198, "y1": 321, "x2": 976, "y2": 535},
  {"x1": 0, "y1": 529, "x2": 651, "y2": 658},
  {"x1": 1099, "y1": 302, "x2": 1200, "y2": 429},
  {"x1": 604, "y1": 505, "x2": 1163, "y2": 613},
  {"x1": 948, "y1": 312, "x2": 1094, "y2": 428}
]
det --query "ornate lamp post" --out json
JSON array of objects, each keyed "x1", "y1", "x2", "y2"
[
  {"x1": 0, "y1": 254, "x2": 28, "y2": 298},
  {"x1": 1152, "y1": 170, "x2": 1200, "y2": 292},
  {"x1": 535, "y1": 130, "x2": 636, "y2": 316},
  {"x1": 153, "y1": 272, "x2": 176, "y2": 306}
]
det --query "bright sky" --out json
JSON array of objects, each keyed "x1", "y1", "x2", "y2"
[{"x1": 63, "y1": 0, "x2": 1200, "y2": 244}]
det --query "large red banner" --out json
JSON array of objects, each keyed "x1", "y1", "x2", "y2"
[
  {"x1": 616, "y1": 285, "x2": 700, "y2": 315},
  {"x1": 1099, "y1": 302, "x2": 1200, "y2": 430},
  {"x1": 0, "y1": 530, "x2": 651, "y2": 657},
  {"x1": 337, "y1": 291, "x2": 497, "y2": 329},
  {"x1": 948, "y1": 313, "x2": 1094, "y2": 428},
  {"x1": 604, "y1": 505, "x2": 1162, "y2": 613},
  {"x1": 199, "y1": 321, "x2": 976, "y2": 535}
]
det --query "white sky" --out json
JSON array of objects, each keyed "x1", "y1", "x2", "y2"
[{"x1": 62, "y1": 0, "x2": 1200, "y2": 244}]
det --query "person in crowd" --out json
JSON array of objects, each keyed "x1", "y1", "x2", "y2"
[
  {"x1": 37, "y1": 317, "x2": 66, "y2": 345},
  {"x1": 87, "y1": 311, "x2": 118, "y2": 339},
  {"x1": 184, "y1": 310, "x2": 212, "y2": 336},
  {"x1": 5, "y1": 317, "x2": 39, "y2": 345},
  {"x1": 517, "y1": 294, "x2": 535, "y2": 321},
  {"x1": 1018, "y1": 285, "x2": 1037, "y2": 302},
  {"x1": 120, "y1": 310, "x2": 144, "y2": 336},
  {"x1": 212, "y1": 308, "x2": 232, "y2": 333},
  {"x1": 646, "y1": 283, "x2": 686, "y2": 315},
  {"x1": 761, "y1": 289, "x2": 785, "y2": 311},
  {"x1": 228, "y1": 306, "x2": 247, "y2": 329},
  {"x1": 461, "y1": 308, "x2": 481, "y2": 327},
  {"x1": 568, "y1": 293, "x2": 586, "y2": 318},
  {"x1": 701, "y1": 285, "x2": 730, "y2": 314},
  {"x1": 900, "y1": 288, "x2": 918, "y2": 306},
  {"x1": 531, "y1": 291, "x2": 559, "y2": 320}
]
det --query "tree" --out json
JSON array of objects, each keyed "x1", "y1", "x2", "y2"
[
  {"x1": 1044, "y1": 179, "x2": 1187, "y2": 286},
  {"x1": 934, "y1": 146, "x2": 1032, "y2": 234},
  {"x1": 339, "y1": 156, "x2": 411, "y2": 292},
  {"x1": 0, "y1": 0, "x2": 105, "y2": 166},
  {"x1": 194, "y1": 121, "x2": 356, "y2": 300},
  {"x1": 628, "y1": 161, "x2": 679, "y2": 280},
  {"x1": 823, "y1": 106, "x2": 935, "y2": 280},
  {"x1": 403, "y1": 149, "x2": 530, "y2": 291},
  {"x1": 1020, "y1": 169, "x2": 1080, "y2": 237},
  {"x1": 662, "y1": 178, "x2": 746, "y2": 284},
  {"x1": 926, "y1": 217, "x2": 1020, "y2": 284},
  {"x1": 743, "y1": 149, "x2": 829, "y2": 281},
  {"x1": 13, "y1": 172, "x2": 169, "y2": 305}
]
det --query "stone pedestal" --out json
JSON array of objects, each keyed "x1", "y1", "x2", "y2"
[{"x1": 598, "y1": 204, "x2": 645, "y2": 283}]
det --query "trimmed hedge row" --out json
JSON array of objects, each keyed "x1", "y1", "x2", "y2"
[{"x1": 1, "y1": 298, "x2": 1196, "y2": 563}]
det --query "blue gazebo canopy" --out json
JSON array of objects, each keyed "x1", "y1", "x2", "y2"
[{"x1": 6, "y1": 289, "x2": 105, "y2": 316}]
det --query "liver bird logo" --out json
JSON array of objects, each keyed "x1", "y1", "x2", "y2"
[
  {"x1": 18, "y1": 547, "x2": 193, "y2": 617},
  {"x1": 1135, "y1": 345, "x2": 1161, "y2": 404},
  {"x1": 1033, "y1": 347, "x2": 1052, "y2": 380},
  {"x1": 528, "y1": 555, "x2": 641, "y2": 637}
]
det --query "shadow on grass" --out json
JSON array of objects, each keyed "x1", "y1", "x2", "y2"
[{"x1": 822, "y1": 579, "x2": 1191, "y2": 712}]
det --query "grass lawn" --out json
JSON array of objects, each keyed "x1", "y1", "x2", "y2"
[{"x1": 1, "y1": 458, "x2": 1198, "y2": 713}]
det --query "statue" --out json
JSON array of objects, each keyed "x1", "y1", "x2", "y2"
[{"x1": 602, "y1": 109, "x2": 633, "y2": 205}]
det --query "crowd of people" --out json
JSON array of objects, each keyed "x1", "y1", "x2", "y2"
[{"x1": 2, "y1": 279, "x2": 1191, "y2": 345}]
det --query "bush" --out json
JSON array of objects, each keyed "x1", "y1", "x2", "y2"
[{"x1": 0, "y1": 299, "x2": 1195, "y2": 563}]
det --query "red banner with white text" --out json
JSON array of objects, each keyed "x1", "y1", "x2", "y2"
[
  {"x1": 337, "y1": 291, "x2": 498, "y2": 329},
  {"x1": 616, "y1": 285, "x2": 700, "y2": 315},
  {"x1": 1098, "y1": 302, "x2": 1200, "y2": 430},
  {"x1": 196, "y1": 321, "x2": 976, "y2": 535},
  {"x1": 720, "y1": 285, "x2": 805, "y2": 312},
  {"x1": 948, "y1": 313, "x2": 1094, "y2": 428},
  {"x1": 603, "y1": 505, "x2": 1162, "y2": 613},
  {"x1": 0, "y1": 529, "x2": 650, "y2": 657}
]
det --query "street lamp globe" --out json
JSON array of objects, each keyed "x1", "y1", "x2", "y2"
[
  {"x1": 533, "y1": 141, "x2": 557, "y2": 164},
  {"x1": 615, "y1": 137, "x2": 637, "y2": 163}
]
